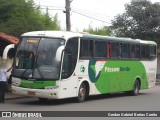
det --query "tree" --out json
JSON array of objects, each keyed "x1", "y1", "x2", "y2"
[
  {"x1": 41, "y1": 8, "x2": 61, "y2": 30},
  {"x1": 0, "y1": 0, "x2": 61, "y2": 37},
  {"x1": 83, "y1": 25, "x2": 111, "y2": 36},
  {"x1": 111, "y1": 0, "x2": 160, "y2": 44}
]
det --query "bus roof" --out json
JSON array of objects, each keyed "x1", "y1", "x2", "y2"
[
  {"x1": 21, "y1": 31, "x2": 157, "y2": 45},
  {"x1": 82, "y1": 34, "x2": 156, "y2": 45},
  {"x1": 21, "y1": 31, "x2": 82, "y2": 39}
]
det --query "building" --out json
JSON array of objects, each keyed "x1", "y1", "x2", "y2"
[
  {"x1": 0, "y1": 32, "x2": 19, "y2": 57},
  {"x1": 0, "y1": 33, "x2": 19, "y2": 90}
]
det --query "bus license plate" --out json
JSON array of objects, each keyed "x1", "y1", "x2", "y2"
[{"x1": 28, "y1": 91, "x2": 35, "y2": 95}]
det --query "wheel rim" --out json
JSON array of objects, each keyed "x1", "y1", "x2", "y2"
[
  {"x1": 79, "y1": 87, "x2": 85, "y2": 100},
  {"x1": 134, "y1": 82, "x2": 139, "y2": 94}
]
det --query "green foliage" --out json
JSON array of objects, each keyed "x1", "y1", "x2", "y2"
[
  {"x1": 83, "y1": 25, "x2": 111, "y2": 36},
  {"x1": 111, "y1": 0, "x2": 160, "y2": 43},
  {"x1": 0, "y1": 0, "x2": 61, "y2": 37}
]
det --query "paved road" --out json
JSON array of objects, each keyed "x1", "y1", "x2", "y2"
[{"x1": 1, "y1": 85, "x2": 160, "y2": 120}]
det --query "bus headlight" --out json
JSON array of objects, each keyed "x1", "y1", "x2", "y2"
[{"x1": 12, "y1": 82, "x2": 20, "y2": 87}]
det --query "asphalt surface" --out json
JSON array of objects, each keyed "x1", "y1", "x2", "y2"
[{"x1": 1, "y1": 83, "x2": 160, "y2": 120}]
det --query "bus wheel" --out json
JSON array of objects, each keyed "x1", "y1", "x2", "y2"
[
  {"x1": 76, "y1": 83, "x2": 86, "y2": 102},
  {"x1": 131, "y1": 80, "x2": 140, "y2": 96}
]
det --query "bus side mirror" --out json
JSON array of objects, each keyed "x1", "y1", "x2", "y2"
[
  {"x1": 55, "y1": 46, "x2": 65, "y2": 62},
  {"x1": 3, "y1": 44, "x2": 15, "y2": 59}
]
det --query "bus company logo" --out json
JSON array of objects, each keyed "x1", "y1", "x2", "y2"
[
  {"x1": 105, "y1": 67, "x2": 120, "y2": 72},
  {"x1": 105, "y1": 67, "x2": 130, "y2": 72},
  {"x1": 80, "y1": 65, "x2": 85, "y2": 73}
]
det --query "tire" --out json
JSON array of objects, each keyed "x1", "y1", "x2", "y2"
[
  {"x1": 131, "y1": 80, "x2": 140, "y2": 96},
  {"x1": 76, "y1": 83, "x2": 86, "y2": 102}
]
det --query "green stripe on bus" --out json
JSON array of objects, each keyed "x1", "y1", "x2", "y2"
[{"x1": 20, "y1": 80, "x2": 56, "y2": 89}]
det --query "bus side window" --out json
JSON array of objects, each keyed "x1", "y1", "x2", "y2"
[
  {"x1": 141, "y1": 45, "x2": 150, "y2": 60},
  {"x1": 94, "y1": 41, "x2": 107, "y2": 58},
  {"x1": 107, "y1": 42, "x2": 110, "y2": 59},
  {"x1": 121, "y1": 43, "x2": 130, "y2": 59},
  {"x1": 150, "y1": 45, "x2": 156, "y2": 60},
  {"x1": 131, "y1": 44, "x2": 136, "y2": 59},
  {"x1": 135, "y1": 45, "x2": 140, "y2": 59},
  {"x1": 110, "y1": 42, "x2": 119, "y2": 59},
  {"x1": 80, "y1": 39, "x2": 93, "y2": 58},
  {"x1": 101, "y1": 41, "x2": 107, "y2": 58},
  {"x1": 119, "y1": 43, "x2": 122, "y2": 59}
]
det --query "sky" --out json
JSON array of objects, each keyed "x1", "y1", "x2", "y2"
[{"x1": 34, "y1": 0, "x2": 160, "y2": 32}]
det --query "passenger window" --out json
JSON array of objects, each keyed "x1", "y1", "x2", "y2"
[
  {"x1": 94, "y1": 41, "x2": 107, "y2": 58},
  {"x1": 80, "y1": 39, "x2": 93, "y2": 58},
  {"x1": 131, "y1": 44, "x2": 141, "y2": 59},
  {"x1": 131, "y1": 44, "x2": 136, "y2": 59},
  {"x1": 135, "y1": 45, "x2": 140, "y2": 59},
  {"x1": 150, "y1": 45, "x2": 156, "y2": 60},
  {"x1": 110, "y1": 42, "x2": 119, "y2": 59},
  {"x1": 141, "y1": 45, "x2": 150, "y2": 59},
  {"x1": 107, "y1": 42, "x2": 111, "y2": 58},
  {"x1": 121, "y1": 44, "x2": 130, "y2": 59}
]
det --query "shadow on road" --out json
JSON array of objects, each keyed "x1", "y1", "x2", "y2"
[
  {"x1": 14, "y1": 91, "x2": 150, "y2": 106},
  {"x1": 87, "y1": 92, "x2": 149, "y2": 101}
]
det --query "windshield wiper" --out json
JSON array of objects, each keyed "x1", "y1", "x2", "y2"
[{"x1": 20, "y1": 69, "x2": 31, "y2": 78}]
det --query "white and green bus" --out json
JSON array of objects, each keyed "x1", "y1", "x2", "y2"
[{"x1": 11, "y1": 31, "x2": 157, "y2": 102}]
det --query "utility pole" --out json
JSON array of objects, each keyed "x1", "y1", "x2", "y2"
[{"x1": 65, "y1": 0, "x2": 72, "y2": 31}]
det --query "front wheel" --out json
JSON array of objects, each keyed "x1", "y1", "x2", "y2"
[{"x1": 76, "y1": 83, "x2": 86, "y2": 102}]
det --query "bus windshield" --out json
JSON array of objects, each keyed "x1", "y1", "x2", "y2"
[{"x1": 12, "y1": 37, "x2": 65, "y2": 80}]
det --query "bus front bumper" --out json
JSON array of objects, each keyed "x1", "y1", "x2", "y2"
[{"x1": 11, "y1": 85, "x2": 59, "y2": 99}]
